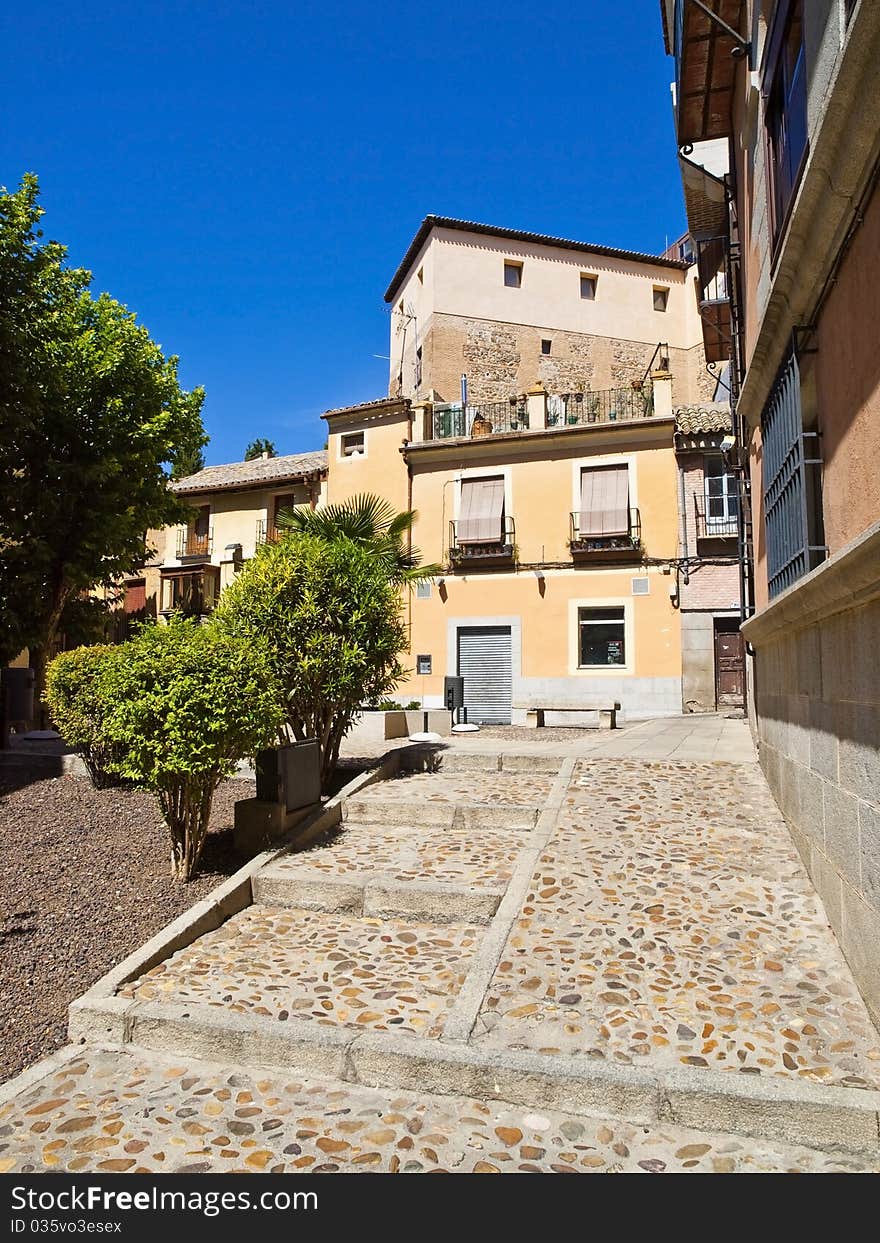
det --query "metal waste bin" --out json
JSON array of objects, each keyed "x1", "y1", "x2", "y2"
[{"x1": 2, "y1": 667, "x2": 35, "y2": 722}]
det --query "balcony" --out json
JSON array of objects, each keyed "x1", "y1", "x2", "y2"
[
  {"x1": 449, "y1": 516, "x2": 515, "y2": 566},
  {"x1": 694, "y1": 493, "x2": 738, "y2": 542},
  {"x1": 255, "y1": 519, "x2": 282, "y2": 546},
  {"x1": 695, "y1": 237, "x2": 731, "y2": 365},
  {"x1": 547, "y1": 383, "x2": 653, "y2": 427},
  {"x1": 176, "y1": 528, "x2": 213, "y2": 560},
  {"x1": 673, "y1": 0, "x2": 745, "y2": 147},
  {"x1": 433, "y1": 399, "x2": 529, "y2": 440},
  {"x1": 569, "y1": 509, "x2": 642, "y2": 561}
]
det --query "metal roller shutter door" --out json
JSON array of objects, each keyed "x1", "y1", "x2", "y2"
[{"x1": 457, "y1": 626, "x2": 512, "y2": 725}]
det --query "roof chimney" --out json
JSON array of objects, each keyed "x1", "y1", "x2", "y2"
[{"x1": 261, "y1": 450, "x2": 270, "y2": 459}]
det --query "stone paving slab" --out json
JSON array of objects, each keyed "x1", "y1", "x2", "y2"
[
  {"x1": 1, "y1": 1046, "x2": 874, "y2": 1174},
  {"x1": 475, "y1": 759, "x2": 880, "y2": 1090},
  {"x1": 118, "y1": 907, "x2": 479, "y2": 1040},
  {"x1": 353, "y1": 770, "x2": 555, "y2": 808}
]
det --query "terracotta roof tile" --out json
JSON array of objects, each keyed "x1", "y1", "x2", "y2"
[
  {"x1": 170, "y1": 449, "x2": 327, "y2": 495},
  {"x1": 674, "y1": 402, "x2": 733, "y2": 435}
]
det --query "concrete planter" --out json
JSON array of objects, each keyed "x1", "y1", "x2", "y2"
[
  {"x1": 349, "y1": 711, "x2": 408, "y2": 742},
  {"x1": 235, "y1": 739, "x2": 322, "y2": 855},
  {"x1": 404, "y1": 710, "x2": 452, "y2": 737}
]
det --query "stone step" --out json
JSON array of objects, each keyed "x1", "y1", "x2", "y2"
[
  {"x1": 4, "y1": 1044, "x2": 876, "y2": 1173},
  {"x1": 253, "y1": 867, "x2": 503, "y2": 923},
  {"x1": 343, "y1": 799, "x2": 541, "y2": 830}
]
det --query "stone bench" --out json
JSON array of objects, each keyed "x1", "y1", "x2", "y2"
[{"x1": 515, "y1": 702, "x2": 621, "y2": 730}]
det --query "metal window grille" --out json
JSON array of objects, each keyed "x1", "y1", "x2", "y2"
[{"x1": 762, "y1": 346, "x2": 825, "y2": 599}]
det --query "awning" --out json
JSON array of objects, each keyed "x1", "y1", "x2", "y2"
[
  {"x1": 458, "y1": 477, "x2": 504, "y2": 543},
  {"x1": 675, "y1": 0, "x2": 744, "y2": 146},
  {"x1": 580, "y1": 466, "x2": 630, "y2": 536},
  {"x1": 679, "y1": 153, "x2": 728, "y2": 239}
]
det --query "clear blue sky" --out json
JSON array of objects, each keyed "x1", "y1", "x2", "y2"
[{"x1": 2, "y1": 1, "x2": 684, "y2": 465}]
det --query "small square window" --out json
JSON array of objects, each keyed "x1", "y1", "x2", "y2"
[
  {"x1": 541, "y1": 339, "x2": 552, "y2": 356},
  {"x1": 504, "y1": 261, "x2": 522, "y2": 288},
  {"x1": 580, "y1": 274, "x2": 597, "y2": 300},
  {"x1": 416, "y1": 581, "x2": 431, "y2": 600},
  {"x1": 653, "y1": 286, "x2": 669, "y2": 312},
  {"x1": 578, "y1": 606, "x2": 626, "y2": 668},
  {"x1": 341, "y1": 431, "x2": 365, "y2": 457}
]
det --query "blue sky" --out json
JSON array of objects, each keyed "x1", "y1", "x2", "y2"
[{"x1": 2, "y1": 1, "x2": 684, "y2": 465}]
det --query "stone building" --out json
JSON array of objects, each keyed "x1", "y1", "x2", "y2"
[
  {"x1": 383, "y1": 216, "x2": 716, "y2": 408},
  {"x1": 662, "y1": 0, "x2": 880, "y2": 1021}
]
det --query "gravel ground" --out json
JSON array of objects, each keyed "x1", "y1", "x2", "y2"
[{"x1": 0, "y1": 768, "x2": 254, "y2": 1085}]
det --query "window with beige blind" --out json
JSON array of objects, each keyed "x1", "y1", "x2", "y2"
[
  {"x1": 457, "y1": 476, "x2": 505, "y2": 543},
  {"x1": 579, "y1": 465, "x2": 630, "y2": 536}
]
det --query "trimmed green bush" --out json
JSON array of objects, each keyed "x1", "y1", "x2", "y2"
[
  {"x1": 44, "y1": 644, "x2": 125, "y2": 787},
  {"x1": 214, "y1": 533, "x2": 407, "y2": 790},
  {"x1": 48, "y1": 622, "x2": 284, "y2": 881}
]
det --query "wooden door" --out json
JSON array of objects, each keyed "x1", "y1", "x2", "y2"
[{"x1": 715, "y1": 627, "x2": 744, "y2": 703}]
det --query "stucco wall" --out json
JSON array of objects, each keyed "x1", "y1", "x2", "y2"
[
  {"x1": 816, "y1": 179, "x2": 880, "y2": 557},
  {"x1": 389, "y1": 226, "x2": 705, "y2": 403},
  {"x1": 325, "y1": 412, "x2": 411, "y2": 514}
]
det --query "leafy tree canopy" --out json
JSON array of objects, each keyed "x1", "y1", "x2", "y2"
[
  {"x1": 213, "y1": 533, "x2": 408, "y2": 789},
  {"x1": 275, "y1": 493, "x2": 441, "y2": 586},
  {"x1": 244, "y1": 437, "x2": 276, "y2": 460},
  {"x1": 0, "y1": 174, "x2": 207, "y2": 674}
]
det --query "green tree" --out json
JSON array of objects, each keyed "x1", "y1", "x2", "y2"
[
  {"x1": 213, "y1": 533, "x2": 407, "y2": 789},
  {"x1": 171, "y1": 442, "x2": 207, "y2": 479},
  {"x1": 244, "y1": 438, "x2": 276, "y2": 460},
  {"x1": 45, "y1": 622, "x2": 284, "y2": 881},
  {"x1": 275, "y1": 493, "x2": 441, "y2": 586},
  {"x1": 0, "y1": 175, "x2": 206, "y2": 687}
]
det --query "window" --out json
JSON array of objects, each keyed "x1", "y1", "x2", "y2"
[
  {"x1": 765, "y1": 0, "x2": 807, "y2": 240},
  {"x1": 579, "y1": 607, "x2": 626, "y2": 667},
  {"x1": 161, "y1": 567, "x2": 219, "y2": 617},
  {"x1": 457, "y1": 476, "x2": 505, "y2": 544},
  {"x1": 580, "y1": 273, "x2": 597, "y2": 300},
  {"x1": 579, "y1": 465, "x2": 630, "y2": 536},
  {"x1": 179, "y1": 506, "x2": 211, "y2": 557},
  {"x1": 341, "y1": 431, "x2": 365, "y2": 457},
  {"x1": 761, "y1": 346, "x2": 825, "y2": 598},
  {"x1": 416, "y1": 581, "x2": 431, "y2": 600},
  {"x1": 272, "y1": 492, "x2": 297, "y2": 536},
  {"x1": 541, "y1": 339, "x2": 552, "y2": 356},
  {"x1": 653, "y1": 286, "x2": 669, "y2": 312},
  {"x1": 703, "y1": 456, "x2": 739, "y2": 531},
  {"x1": 503, "y1": 261, "x2": 522, "y2": 288}
]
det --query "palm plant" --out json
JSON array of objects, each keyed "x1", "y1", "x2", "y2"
[{"x1": 274, "y1": 493, "x2": 440, "y2": 586}]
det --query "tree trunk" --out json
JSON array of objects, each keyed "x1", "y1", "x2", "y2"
[{"x1": 161, "y1": 776, "x2": 217, "y2": 882}]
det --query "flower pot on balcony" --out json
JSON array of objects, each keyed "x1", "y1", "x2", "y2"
[{"x1": 471, "y1": 415, "x2": 492, "y2": 438}]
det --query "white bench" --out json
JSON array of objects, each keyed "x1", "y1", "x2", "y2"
[{"x1": 515, "y1": 701, "x2": 621, "y2": 730}]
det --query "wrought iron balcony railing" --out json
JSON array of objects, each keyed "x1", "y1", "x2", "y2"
[
  {"x1": 547, "y1": 384, "x2": 654, "y2": 428},
  {"x1": 449, "y1": 515, "x2": 516, "y2": 563},
  {"x1": 432, "y1": 400, "x2": 529, "y2": 440},
  {"x1": 176, "y1": 528, "x2": 213, "y2": 559},
  {"x1": 694, "y1": 493, "x2": 739, "y2": 540},
  {"x1": 569, "y1": 509, "x2": 642, "y2": 557}
]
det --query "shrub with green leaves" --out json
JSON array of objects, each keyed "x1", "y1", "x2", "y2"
[
  {"x1": 46, "y1": 624, "x2": 283, "y2": 878},
  {"x1": 62, "y1": 621, "x2": 283, "y2": 881},
  {"x1": 214, "y1": 533, "x2": 407, "y2": 789},
  {"x1": 44, "y1": 644, "x2": 124, "y2": 788}
]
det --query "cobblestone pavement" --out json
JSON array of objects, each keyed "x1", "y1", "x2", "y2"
[
  {"x1": 352, "y1": 769, "x2": 555, "y2": 807},
  {"x1": 1, "y1": 1047, "x2": 874, "y2": 1174},
  {"x1": 475, "y1": 759, "x2": 880, "y2": 1088},
  {"x1": 119, "y1": 908, "x2": 479, "y2": 1039},
  {"x1": 273, "y1": 820, "x2": 526, "y2": 890},
  {"x1": 4, "y1": 718, "x2": 880, "y2": 1175}
]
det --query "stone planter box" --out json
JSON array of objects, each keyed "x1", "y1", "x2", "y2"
[
  {"x1": 349, "y1": 710, "x2": 408, "y2": 742},
  {"x1": 404, "y1": 709, "x2": 452, "y2": 737}
]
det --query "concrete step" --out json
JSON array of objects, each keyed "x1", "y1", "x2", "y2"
[
  {"x1": 343, "y1": 799, "x2": 541, "y2": 830},
  {"x1": 5, "y1": 1043, "x2": 872, "y2": 1173}
]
